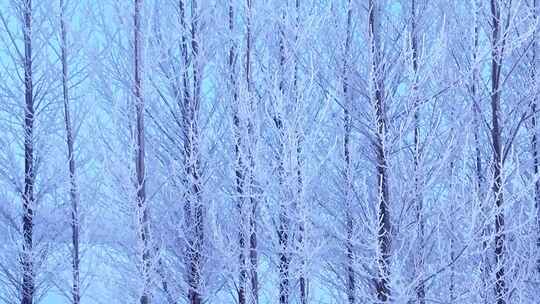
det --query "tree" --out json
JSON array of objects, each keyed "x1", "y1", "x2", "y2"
[
  {"x1": 276, "y1": 6, "x2": 291, "y2": 302},
  {"x1": 489, "y1": 0, "x2": 508, "y2": 302},
  {"x1": 178, "y1": 0, "x2": 205, "y2": 303},
  {"x1": 368, "y1": 0, "x2": 392, "y2": 301},
  {"x1": 59, "y1": 0, "x2": 81, "y2": 303},
  {"x1": 228, "y1": 0, "x2": 259, "y2": 303},
  {"x1": 341, "y1": 1, "x2": 355, "y2": 303},
  {"x1": 21, "y1": 1, "x2": 36, "y2": 303},
  {"x1": 228, "y1": 1, "x2": 248, "y2": 302},
  {"x1": 530, "y1": 0, "x2": 540, "y2": 275},
  {"x1": 133, "y1": 1, "x2": 153, "y2": 303},
  {"x1": 245, "y1": 1, "x2": 259, "y2": 302},
  {"x1": 410, "y1": 0, "x2": 425, "y2": 302}
]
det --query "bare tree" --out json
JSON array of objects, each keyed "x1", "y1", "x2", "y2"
[
  {"x1": 245, "y1": 2, "x2": 259, "y2": 302},
  {"x1": 21, "y1": 0, "x2": 35, "y2": 303},
  {"x1": 341, "y1": 1, "x2": 355, "y2": 303},
  {"x1": 530, "y1": 0, "x2": 540, "y2": 275},
  {"x1": 133, "y1": 1, "x2": 153, "y2": 303},
  {"x1": 292, "y1": 2, "x2": 307, "y2": 303},
  {"x1": 276, "y1": 7, "x2": 291, "y2": 301},
  {"x1": 410, "y1": 1, "x2": 425, "y2": 303},
  {"x1": 179, "y1": 0, "x2": 204, "y2": 302},
  {"x1": 228, "y1": 1, "x2": 248, "y2": 302},
  {"x1": 59, "y1": 0, "x2": 81, "y2": 303},
  {"x1": 489, "y1": 0, "x2": 508, "y2": 303},
  {"x1": 368, "y1": 0, "x2": 391, "y2": 301},
  {"x1": 228, "y1": 0, "x2": 259, "y2": 302},
  {"x1": 467, "y1": 1, "x2": 491, "y2": 301}
]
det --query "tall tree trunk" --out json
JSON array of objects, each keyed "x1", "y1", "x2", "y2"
[
  {"x1": 134, "y1": 1, "x2": 152, "y2": 303},
  {"x1": 531, "y1": 0, "x2": 540, "y2": 276},
  {"x1": 448, "y1": 136, "x2": 456, "y2": 303},
  {"x1": 228, "y1": 2, "x2": 248, "y2": 303},
  {"x1": 410, "y1": 1, "x2": 425, "y2": 303},
  {"x1": 471, "y1": 2, "x2": 490, "y2": 301},
  {"x1": 293, "y1": 1, "x2": 307, "y2": 303},
  {"x1": 245, "y1": 2, "x2": 259, "y2": 302},
  {"x1": 296, "y1": 145, "x2": 307, "y2": 304},
  {"x1": 179, "y1": 1, "x2": 204, "y2": 303},
  {"x1": 59, "y1": 1, "x2": 81, "y2": 303},
  {"x1": 277, "y1": 135, "x2": 290, "y2": 304},
  {"x1": 369, "y1": 0, "x2": 392, "y2": 301},
  {"x1": 342, "y1": 1, "x2": 355, "y2": 303},
  {"x1": 276, "y1": 9, "x2": 290, "y2": 304},
  {"x1": 21, "y1": 1, "x2": 35, "y2": 303},
  {"x1": 229, "y1": 1, "x2": 258, "y2": 302},
  {"x1": 489, "y1": 1, "x2": 507, "y2": 303}
]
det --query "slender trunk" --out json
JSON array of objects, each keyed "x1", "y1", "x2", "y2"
[
  {"x1": 531, "y1": 0, "x2": 540, "y2": 275},
  {"x1": 178, "y1": 5, "x2": 194, "y2": 302},
  {"x1": 470, "y1": 2, "x2": 490, "y2": 301},
  {"x1": 410, "y1": 1, "x2": 425, "y2": 302},
  {"x1": 472, "y1": 6, "x2": 482, "y2": 203},
  {"x1": 449, "y1": 235, "x2": 456, "y2": 302},
  {"x1": 180, "y1": 1, "x2": 204, "y2": 303},
  {"x1": 297, "y1": 156, "x2": 307, "y2": 304},
  {"x1": 342, "y1": 1, "x2": 355, "y2": 303},
  {"x1": 290, "y1": 2, "x2": 307, "y2": 304},
  {"x1": 248, "y1": 192, "x2": 258, "y2": 304},
  {"x1": 276, "y1": 10, "x2": 290, "y2": 304},
  {"x1": 277, "y1": 158, "x2": 290, "y2": 304},
  {"x1": 277, "y1": 123, "x2": 289, "y2": 304},
  {"x1": 134, "y1": 1, "x2": 152, "y2": 303},
  {"x1": 21, "y1": 1, "x2": 35, "y2": 303},
  {"x1": 245, "y1": 2, "x2": 259, "y2": 302},
  {"x1": 535, "y1": 101, "x2": 540, "y2": 275},
  {"x1": 369, "y1": 0, "x2": 392, "y2": 301},
  {"x1": 448, "y1": 144, "x2": 456, "y2": 303},
  {"x1": 489, "y1": 1, "x2": 507, "y2": 303},
  {"x1": 229, "y1": 2, "x2": 248, "y2": 303},
  {"x1": 59, "y1": 1, "x2": 81, "y2": 303}
]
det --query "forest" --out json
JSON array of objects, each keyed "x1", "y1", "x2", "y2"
[{"x1": 0, "y1": 0, "x2": 539, "y2": 303}]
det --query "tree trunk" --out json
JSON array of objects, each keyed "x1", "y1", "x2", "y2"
[
  {"x1": 229, "y1": 1, "x2": 248, "y2": 303},
  {"x1": 342, "y1": 1, "x2": 355, "y2": 303},
  {"x1": 410, "y1": 1, "x2": 425, "y2": 303},
  {"x1": 369, "y1": 0, "x2": 392, "y2": 301},
  {"x1": 21, "y1": 1, "x2": 35, "y2": 303},
  {"x1": 276, "y1": 10, "x2": 290, "y2": 304},
  {"x1": 179, "y1": 1, "x2": 204, "y2": 303},
  {"x1": 294, "y1": 1, "x2": 307, "y2": 303},
  {"x1": 449, "y1": 235, "x2": 456, "y2": 302},
  {"x1": 276, "y1": 127, "x2": 290, "y2": 300},
  {"x1": 470, "y1": 2, "x2": 490, "y2": 301},
  {"x1": 245, "y1": 2, "x2": 259, "y2": 302},
  {"x1": 277, "y1": 168, "x2": 290, "y2": 304},
  {"x1": 134, "y1": 1, "x2": 152, "y2": 304},
  {"x1": 59, "y1": 1, "x2": 81, "y2": 303},
  {"x1": 531, "y1": 0, "x2": 540, "y2": 276},
  {"x1": 489, "y1": 1, "x2": 507, "y2": 303}
]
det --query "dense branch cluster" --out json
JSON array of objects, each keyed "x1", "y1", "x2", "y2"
[{"x1": 0, "y1": 0, "x2": 539, "y2": 303}]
